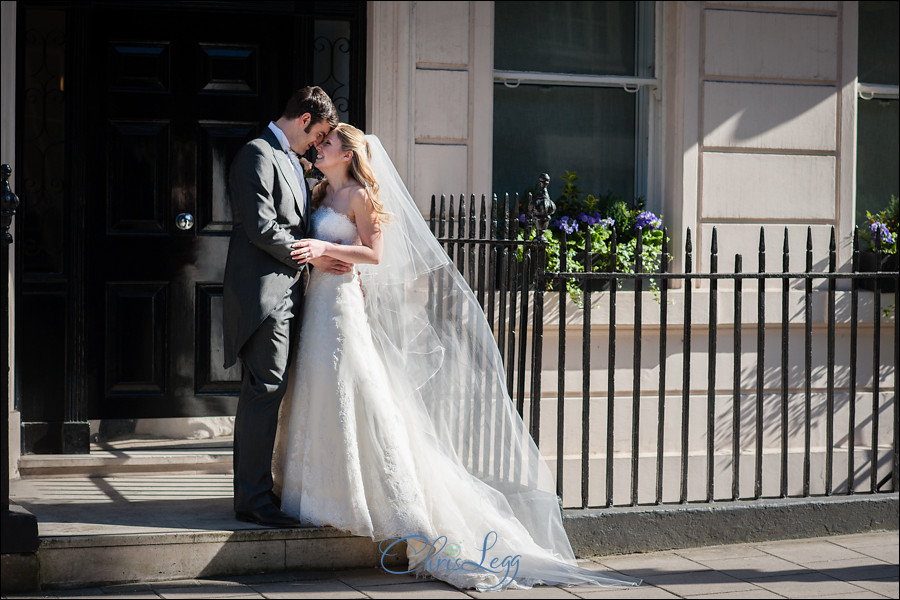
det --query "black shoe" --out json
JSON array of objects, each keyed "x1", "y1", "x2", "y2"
[{"x1": 235, "y1": 504, "x2": 303, "y2": 528}]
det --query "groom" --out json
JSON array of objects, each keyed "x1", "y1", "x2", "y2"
[{"x1": 223, "y1": 86, "x2": 350, "y2": 527}]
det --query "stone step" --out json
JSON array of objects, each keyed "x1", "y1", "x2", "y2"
[
  {"x1": 9, "y1": 471, "x2": 405, "y2": 590},
  {"x1": 18, "y1": 439, "x2": 234, "y2": 477},
  {"x1": 37, "y1": 526, "x2": 403, "y2": 590},
  {"x1": 18, "y1": 449, "x2": 232, "y2": 477}
]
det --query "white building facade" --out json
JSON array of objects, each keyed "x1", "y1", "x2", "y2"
[
  {"x1": 368, "y1": 1, "x2": 896, "y2": 270},
  {"x1": 2, "y1": 1, "x2": 896, "y2": 504}
]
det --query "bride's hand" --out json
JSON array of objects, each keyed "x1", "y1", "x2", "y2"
[
  {"x1": 292, "y1": 238, "x2": 329, "y2": 263},
  {"x1": 309, "y1": 256, "x2": 353, "y2": 274}
]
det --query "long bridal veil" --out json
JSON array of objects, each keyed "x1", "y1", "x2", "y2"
[{"x1": 357, "y1": 135, "x2": 639, "y2": 589}]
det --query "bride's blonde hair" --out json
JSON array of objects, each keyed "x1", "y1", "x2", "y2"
[{"x1": 311, "y1": 123, "x2": 389, "y2": 223}]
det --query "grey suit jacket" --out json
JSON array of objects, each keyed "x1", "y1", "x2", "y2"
[{"x1": 222, "y1": 127, "x2": 310, "y2": 369}]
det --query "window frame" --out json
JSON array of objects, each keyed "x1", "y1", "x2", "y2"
[
  {"x1": 857, "y1": 82, "x2": 899, "y2": 100},
  {"x1": 491, "y1": 1, "x2": 661, "y2": 213}
]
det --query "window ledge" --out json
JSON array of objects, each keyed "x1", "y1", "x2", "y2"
[
  {"x1": 857, "y1": 82, "x2": 899, "y2": 100},
  {"x1": 493, "y1": 69, "x2": 658, "y2": 92}
]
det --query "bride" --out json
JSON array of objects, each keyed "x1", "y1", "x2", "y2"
[{"x1": 272, "y1": 123, "x2": 640, "y2": 591}]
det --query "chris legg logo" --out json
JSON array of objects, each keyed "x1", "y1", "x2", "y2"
[{"x1": 379, "y1": 531, "x2": 521, "y2": 591}]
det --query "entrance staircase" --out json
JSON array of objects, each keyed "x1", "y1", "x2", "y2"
[{"x1": 9, "y1": 437, "x2": 402, "y2": 590}]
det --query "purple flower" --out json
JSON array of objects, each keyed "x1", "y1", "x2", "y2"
[
  {"x1": 581, "y1": 213, "x2": 615, "y2": 228},
  {"x1": 870, "y1": 221, "x2": 895, "y2": 245},
  {"x1": 635, "y1": 211, "x2": 661, "y2": 231},
  {"x1": 518, "y1": 213, "x2": 527, "y2": 223},
  {"x1": 553, "y1": 216, "x2": 579, "y2": 235}
]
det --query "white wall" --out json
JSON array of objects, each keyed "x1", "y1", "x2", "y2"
[
  {"x1": 366, "y1": 1, "x2": 493, "y2": 214},
  {"x1": 682, "y1": 1, "x2": 858, "y2": 271}
]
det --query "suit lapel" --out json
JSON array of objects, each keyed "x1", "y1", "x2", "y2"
[
  {"x1": 262, "y1": 129, "x2": 306, "y2": 222},
  {"x1": 303, "y1": 177, "x2": 312, "y2": 233}
]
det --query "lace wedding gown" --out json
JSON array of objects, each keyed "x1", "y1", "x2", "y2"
[{"x1": 273, "y1": 203, "x2": 639, "y2": 591}]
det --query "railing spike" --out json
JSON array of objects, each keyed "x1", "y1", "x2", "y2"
[
  {"x1": 429, "y1": 194, "x2": 436, "y2": 232},
  {"x1": 685, "y1": 227, "x2": 693, "y2": 273},
  {"x1": 490, "y1": 193, "x2": 499, "y2": 240},
  {"x1": 758, "y1": 227, "x2": 766, "y2": 272},
  {"x1": 783, "y1": 227, "x2": 790, "y2": 271},
  {"x1": 438, "y1": 194, "x2": 446, "y2": 238},
  {"x1": 503, "y1": 193, "x2": 511, "y2": 239},
  {"x1": 806, "y1": 226, "x2": 813, "y2": 271},
  {"x1": 479, "y1": 194, "x2": 487, "y2": 238}
]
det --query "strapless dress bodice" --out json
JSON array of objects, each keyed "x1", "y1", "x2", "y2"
[{"x1": 312, "y1": 206, "x2": 359, "y2": 245}]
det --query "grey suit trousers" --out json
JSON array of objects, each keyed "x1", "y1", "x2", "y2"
[{"x1": 233, "y1": 283, "x2": 302, "y2": 512}]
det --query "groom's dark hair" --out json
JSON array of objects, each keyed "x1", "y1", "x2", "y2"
[{"x1": 282, "y1": 86, "x2": 339, "y2": 131}]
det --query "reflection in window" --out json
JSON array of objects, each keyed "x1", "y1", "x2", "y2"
[
  {"x1": 493, "y1": 84, "x2": 636, "y2": 203},
  {"x1": 856, "y1": 1, "x2": 899, "y2": 225},
  {"x1": 495, "y1": 1, "x2": 636, "y2": 76},
  {"x1": 858, "y1": 1, "x2": 899, "y2": 85},
  {"x1": 856, "y1": 99, "x2": 898, "y2": 222}
]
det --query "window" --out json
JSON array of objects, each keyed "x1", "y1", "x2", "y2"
[
  {"x1": 856, "y1": 1, "x2": 899, "y2": 225},
  {"x1": 492, "y1": 1, "x2": 656, "y2": 209}
]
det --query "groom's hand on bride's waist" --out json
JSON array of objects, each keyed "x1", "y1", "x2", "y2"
[{"x1": 309, "y1": 256, "x2": 353, "y2": 275}]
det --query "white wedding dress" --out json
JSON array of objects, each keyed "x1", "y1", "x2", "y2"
[{"x1": 272, "y1": 136, "x2": 639, "y2": 591}]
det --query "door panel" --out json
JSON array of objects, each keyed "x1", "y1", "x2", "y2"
[
  {"x1": 105, "y1": 282, "x2": 168, "y2": 396},
  {"x1": 108, "y1": 42, "x2": 171, "y2": 92},
  {"x1": 106, "y1": 121, "x2": 170, "y2": 234},
  {"x1": 196, "y1": 122, "x2": 255, "y2": 234},
  {"x1": 198, "y1": 44, "x2": 258, "y2": 94},
  {"x1": 196, "y1": 283, "x2": 242, "y2": 394}
]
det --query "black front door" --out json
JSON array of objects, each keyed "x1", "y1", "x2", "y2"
[
  {"x1": 18, "y1": 1, "x2": 366, "y2": 453},
  {"x1": 83, "y1": 9, "x2": 293, "y2": 419}
]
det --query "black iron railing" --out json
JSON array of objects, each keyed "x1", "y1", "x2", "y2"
[{"x1": 429, "y1": 190, "x2": 898, "y2": 509}]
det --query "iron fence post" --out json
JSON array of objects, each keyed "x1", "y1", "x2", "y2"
[{"x1": 528, "y1": 174, "x2": 555, "y2": 446}]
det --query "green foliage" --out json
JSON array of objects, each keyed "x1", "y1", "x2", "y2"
[
  {"x1": 517, "y1": 171, "x2": 670, "y2": 308},
  {"x1": 858, "y1": 195, "x2": 898, "y2": 255}
]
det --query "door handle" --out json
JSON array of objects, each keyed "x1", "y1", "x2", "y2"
[{"x1": 175, "y1": 213, "x2": 194, "y2": 231}]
